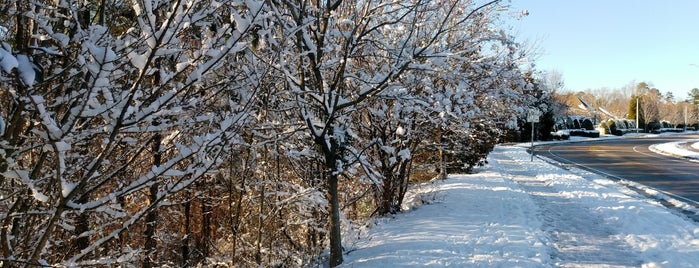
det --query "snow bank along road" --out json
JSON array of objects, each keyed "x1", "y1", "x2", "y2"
[
  {"x1": 340, "y1": 145, "x2": 699, "y2": 267},
  {"x1": 536, "y1": 135, "x2": 699, "y2": 212}
]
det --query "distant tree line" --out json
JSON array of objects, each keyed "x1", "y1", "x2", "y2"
[{"x1": 522, "y1": 78, "x2": 699, "y2": 140}]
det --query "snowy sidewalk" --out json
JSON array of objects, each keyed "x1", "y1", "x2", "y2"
[{"x1": 340, "y1": 145, "x2": 699, "y2": 267}]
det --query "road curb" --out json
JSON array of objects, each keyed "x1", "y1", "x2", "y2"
[{"x1": 534, "y1": 152, "x2": 699, "y2": 223}]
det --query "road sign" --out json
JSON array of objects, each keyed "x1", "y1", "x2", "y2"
[
  {"x1": 527, "y1": 110, "x2": 540, "y2": 123},
  {"x1": 527, "y1": 109, "x2": 541, "y2": 161}
]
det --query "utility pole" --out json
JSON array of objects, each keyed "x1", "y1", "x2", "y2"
[
  {"x1": 685, "y1": 105, "x2": 688, "y2": 131},
  {"x1": 636, "y1": 98, "x2": 639, "y2": 134}
]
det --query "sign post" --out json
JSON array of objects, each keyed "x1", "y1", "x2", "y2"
[{"x1": 527, "y1": 109, "x2": 540, "y2": 162}]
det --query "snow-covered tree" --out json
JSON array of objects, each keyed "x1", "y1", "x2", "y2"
[
  {"x1": 0, "y1": 0, "x2": 541, "y2": 266},
  {"x1": 356, "y1": 16, "x2": 532, "y2": 212},
  {"x1": 0, "y1": 0, "x2": 264, "y2": 266},
  {"x1": 356, "y1": 88, "x2": 417, "y2": 216},
  {"x1": 269, "y1": 0, "x2": 525, "y2": 265}
]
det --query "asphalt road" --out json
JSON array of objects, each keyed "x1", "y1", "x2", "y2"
[{"x1": 536, "y1": 135, "x2": 699, "y2": 205}]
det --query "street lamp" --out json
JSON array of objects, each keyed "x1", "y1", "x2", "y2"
[{"x1": 636, "y1": 98, "x2": 639, "y2": 134}]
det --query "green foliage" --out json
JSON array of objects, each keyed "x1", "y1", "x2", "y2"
[
  {"x1": 503, "y1": 69, "x2": 562, "y2": 143},
  {"x1": 627, "y1": 95, "x2": 638, "y2": 120},
  {"x1": 647, "y1": 121, "x2": 662, "y2": 132},
  {"x1": 689, "y1": 88, "x2": 699, "y2": 105},
  {"x1": 599, "y1": 121, "x2": 609, "y2": 135},
  {"x1": 539, "y1": 110, "x2": 556, "y2": 141},
  {"x1": 572, "y1": 119, "x2": 581, "y2": 129},
  {"x1": 443, "y1": 126, "x2": 499, "y2": 174},
  {"x1": 607, "y1": 120, "x2": 622, "y2": 136},
  {"x1": 628, "y1": 95, "x2": 645, "y2": 128}
]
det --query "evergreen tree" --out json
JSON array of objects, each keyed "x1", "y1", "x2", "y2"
[
  {"x1": 628, "y1": 95, "x2": 645, "y2": 129},
  {"x1": 689, "y1": 88, "x2": 699, "y2": 106}
]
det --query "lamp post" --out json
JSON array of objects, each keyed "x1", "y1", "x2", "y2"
[
  {"x1": 684, "y1": 105, "x2": 688, "y2": 132},
  {"x1": 636, "y1": 98, "x2": 639, "y2": 134}
]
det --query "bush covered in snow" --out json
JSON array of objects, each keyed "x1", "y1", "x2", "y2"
[
  {"x1": 606, "y1": 119, "x2": 640, "y2": 136},
  {"x1": 551, "y1": 130, "x2": 570, "y2": 140},
  {"x1": 648, "y1": 121, "x2": 685, "y2": 134},
  {"x1": 557, "y1": 116, "x2": 600, "y2": 138}
]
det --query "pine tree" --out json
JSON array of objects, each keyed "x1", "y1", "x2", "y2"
[{"x1": 628, "y1": 95, "x2": 645, "y2": 129}]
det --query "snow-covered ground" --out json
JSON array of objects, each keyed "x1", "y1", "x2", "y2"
[
  {"x1": 340, "y1": 138, "x2": 699, "y2": 267},
  {"x1": 650, "y1": 139, "x2": 699, "y2": 160}
]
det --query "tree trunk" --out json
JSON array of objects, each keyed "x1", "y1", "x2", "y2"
[
  {"x1": 73, "y1": 194, "x2": 90, "y2": 253},
  {"x1": 310, "y1": 133, "x2": 344, "y2": 267},
  {"x1": 14, "y1": 0, "x2": 31, "y2": 53},
  {"x1": 181, "y1": 192, "x2": 191, "y2": 266},
  {"x1": 395, "y1": 157, "x2": 412, "y2": 211},
  {"x1": 322, "y1": 142, "x2": 343, "y2": 267},
  {"x1": 201, "y1": 195, "x2": 212, "y2": 259},
  {"x1": 143, "y1": 132, "x2": 162, "y2": 268},
  {"x1": 439, "y1": 131, "x2": 447, "y2": 180},
  {"x1": 143, "y1": 184, "x2": 159, "y2": 268},
  {"x1": 378, "y1": 170, "x2": 394, "y2": 215},
  {"x1": 229, "y1": 156, "x2": 247, "y2": 266},
  {"x1": 255, "y1": 183, "x2": 264, "y2": 265},
  {"x1": 328, "y1": 170, "x2": 342, "y2": 267}
]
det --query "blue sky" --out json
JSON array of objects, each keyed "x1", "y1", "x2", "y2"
[{"x1": 505, "y1": 0, "x2": 699, "y2": 100}]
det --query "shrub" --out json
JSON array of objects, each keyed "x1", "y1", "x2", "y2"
[
  {"x1": 623, "y1": 120, "x2": 632, "y2": 129},
  {"x1": 599, "y1": 121, "x2": 609, "y2": 135},
  {"x1": 583, "y1": 130, "x2": 600, "y2": 138},
  {"x1": 648, "y1": 121, "x2": 662, "y2": 133},
  {"x1": 607, "y1": 120, "x2": 623, "y2": 136},
  {"x1": 568, "y1": 129, "x2": 600, "y2": 138},
  {"x1": 443, "y1": 126, "x2": 499, "y2": 174},
  {"x1": 615, "y1": 119, "x2": 626, "y2": 130},
  {"x1": 552, "y1": 130, "x2": 570, "y2": 140},
  {"x1": 581, "y1": 118, "x2": 594, "y2": 130}
]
